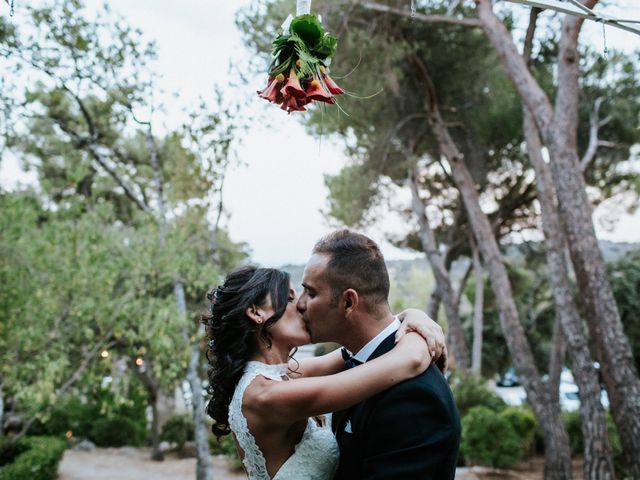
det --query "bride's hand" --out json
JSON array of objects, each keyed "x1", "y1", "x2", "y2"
[{"x1": 395, "y1": 308, "x2": 448, "y2": 373}]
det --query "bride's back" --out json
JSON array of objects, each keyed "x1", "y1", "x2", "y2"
[{"x1": 228, "y1": 361, "x2": 339, "y2": 480}]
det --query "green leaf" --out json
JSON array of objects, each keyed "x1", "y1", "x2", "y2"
[
  {"x1": 290, "y1": 14, "x2": 325, "y2": 46},
  {"x1": 312, "y1": 34, "x2": 338, "y2": 59}
]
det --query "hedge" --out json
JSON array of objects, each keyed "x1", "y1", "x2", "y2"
[
  {"x1": 461, "y1": 406, "x2": 522, "y2": 469},
  {"x1": 0, "y1": 436, "x2": 67, "y2": 480}
]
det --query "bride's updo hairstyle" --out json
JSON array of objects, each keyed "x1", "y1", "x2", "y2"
[{"x1": 203, "y1": 265, "x2": 291, "y2": 438}]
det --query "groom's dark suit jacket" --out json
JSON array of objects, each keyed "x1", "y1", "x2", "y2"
[{"x1": 332, "y1": 332, "x2": 461, "y2": 480}]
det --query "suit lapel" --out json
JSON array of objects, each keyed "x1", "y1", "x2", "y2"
[
  {"x1": 332, "y1": 332, "x2": 397, "y2": 436},
  {"x1": 367, "y1": 331, "x2": 396, "y2": 361}
]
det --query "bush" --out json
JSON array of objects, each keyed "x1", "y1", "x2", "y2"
[
  {"x1": 209, "y1": 433, "x2": 242, "y2": 470},
  {"x1": 461, "y1": 406, "x2": 522, "y2": 469},
  {"x1": 0, "y1": 436, "x2": 66, "y2": 480},
  {"x1": 451, "y1": 374, "x2": 507, "y2": 418},
  {"x1": 29, "y1": 385, "x2": 148, "y2": 448},
  {"x1": 313, "y1": 342, "x2": 341, "y2": 356},
  {"x1": 499, "y1": 406, "x2": 539, "y2": 457},
  {"x1": 27, "y1": 396, "x2": 94, "y2": 438},
  {"x1": 562, "y1": 410, "x2": 583, "y2": 455},
  {"x1": 91, "y1": 416, "x2": 147, "y2": 447},
  {"x1": 161, "y1": 414, "x2": 194, "y2": 451}
]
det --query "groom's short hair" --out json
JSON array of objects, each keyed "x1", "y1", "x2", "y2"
[{"x1": 313, "y1": 229, "x2": 390, "y2": 311}]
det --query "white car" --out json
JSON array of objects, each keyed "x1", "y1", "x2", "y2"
[{"x1": 559, "y1": 368, "x2": 610, "y2": 412}]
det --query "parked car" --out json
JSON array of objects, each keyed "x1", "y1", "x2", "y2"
[
  {"x1": 558, "y1": 367, "x2": 610, "y2": 412},
  {"x1": 496, "y1": 367, "x2": 521, "y2": 387}
]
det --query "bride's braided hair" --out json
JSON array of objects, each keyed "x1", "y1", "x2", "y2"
[{"x1": 202, "y1": 265, "x2": 290, "y2": 438}]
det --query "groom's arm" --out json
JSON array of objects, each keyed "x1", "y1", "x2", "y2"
[{"x1": 360, "y1": 369, "x2": 460, "y2": 480}]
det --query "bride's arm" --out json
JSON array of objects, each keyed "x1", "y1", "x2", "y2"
[
  {"x1": 251, "y1": 332, "x2": 431, "y2": 425},
  {"x1": 290, "y1": 308, "x2": 444, "y2": 378}
]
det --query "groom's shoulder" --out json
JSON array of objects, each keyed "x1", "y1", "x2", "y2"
[{"x1": 398, "y1": 363, "x2": 454, "y2": 399}]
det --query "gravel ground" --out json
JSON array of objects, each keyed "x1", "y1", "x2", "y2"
[
  {"x1": 58, "y1": 447, "x2": 582, "y2": 480},
  {"x1": 58, "y1": 448, "x2": 245, "y2": 480}
]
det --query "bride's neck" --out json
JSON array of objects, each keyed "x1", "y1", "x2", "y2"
[{"x1": 252, "y1": 342, "x2": 291, "y2": 365}]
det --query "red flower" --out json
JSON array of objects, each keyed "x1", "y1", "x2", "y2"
[
  {"x1": 322, "y1": 74, "x2": 344, "y2": 95},
  {"x1": 281, "y1": 69, "x2": 306, "y2": 99},
  {"x1": 281, "y1": 95, "x2": 311, "y2": 113},
  {"x1": 257, "y1": 77, "x2": 281, "y2": 103},
  {"x1": 306, "y1": 79, "x2": 335, "y2": 104}
]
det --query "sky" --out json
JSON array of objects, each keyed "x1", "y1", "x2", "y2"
[{"x1": 1, "y1": 0, "x2": 639, "y2": 266}]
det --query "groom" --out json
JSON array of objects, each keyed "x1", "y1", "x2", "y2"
[{"x1": 297, "y1": 229, "x2": 460, "y2": 480}]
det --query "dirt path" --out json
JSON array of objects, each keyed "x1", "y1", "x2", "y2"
[
  {"x1": 59, "y1": 448, "x2": 581, "y2": 480},
  {"x1": 58, "y1": 448, "x2": 246, "y2": 480}
]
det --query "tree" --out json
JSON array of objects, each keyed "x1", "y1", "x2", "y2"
[
  {"x1": 473, "y1": 1, "x2": 640, "y2": 474},
  {"x1": 1, "y1": 2, "x2": 246, "y2": 477},
  {"x1": 240, "y1": 2, "x2": 574, "y2": 475}
]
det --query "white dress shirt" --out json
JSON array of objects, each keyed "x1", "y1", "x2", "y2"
[{"x1": 352, "y1": 316, "x2": 401, "y2": 363}]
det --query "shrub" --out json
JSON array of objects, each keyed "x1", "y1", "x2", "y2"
[
  {"x1": 499, "y1": 406, "x2": 539, "y2": 457},
  {"x1": 451, "y1": 374, "x2": 507, "y2": 418},
  {"x1": 161, "y1": 414, "x2": 194, "y2": 451},
  {"x1": 0, "y1": 436, "x2": 66, "y2": 480},
  {"x1": 461, "y1": 406, "x2": 522, "y2": 469},
  {"x1": 91, "y1": 416, "x2": 147, "y2": 447},
  {"x1": 209, "y1": 433, "x2": 242, "y2": 470},
  {"x1": 28, "y1": 385, "x2": 148, "y2": 447},
  {"x1": 313, "y1": 342, "x2": 341, "y2": 356},
  {"x1": 28, "y1": 396, "x2": 94, "y2": 438},
  {"x1": 562, "y1": 410, "x2": 583, "y2": 455}
]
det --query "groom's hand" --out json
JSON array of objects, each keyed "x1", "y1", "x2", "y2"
[{"x1": 395, "y1": 309, "x2": 447, "y2": 373}]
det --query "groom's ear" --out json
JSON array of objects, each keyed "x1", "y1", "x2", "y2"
[{"x1": 343, "y1": 289, "x2": 358, "y2": 318}]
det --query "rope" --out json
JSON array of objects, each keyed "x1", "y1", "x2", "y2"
[
  {"x1": 297, "y1": 0, "x2": 311, "y2": 16},
  {"x1": 502, "y1": 0, "x2": 640, "y2": 36}
]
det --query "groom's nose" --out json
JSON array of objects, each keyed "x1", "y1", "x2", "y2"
[{"x1": 296, "y1": 295, "x2": 306, "y2": 312}]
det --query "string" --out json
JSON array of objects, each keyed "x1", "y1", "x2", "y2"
[
  {"x1": 297, "y1": 0, "x2": 311, "y2": 16},
  {"x1": 10, "y1": 0, "x2": 15, "y2": 17},
  {"x1": 411, "y1": 0, "x2": 416, "y2": 18},
  {"x1": 600, "y1": 20, "x2": 609, "y2": 59}
]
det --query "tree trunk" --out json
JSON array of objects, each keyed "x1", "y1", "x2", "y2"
[
  {"x1": 188, "y1": 330, "x2": 213, "y2": 480},
  {"x1": 523, "y1": 109, "x2": 615, "y2": 479},
  {"x1": 147, "y1": 127, "x2": 213, "y2": 480},
  {"x1": 409, "y1": 173, "x2": 470, "y2": 371},
  {"x1": 149, "y1": 392, "x2": 163, "y2": 461},
  {"x1": 129, "y1": 359, "x2": 164, "y2": 461},
  {"x1": 410, "y1": 54, "x2": 572, "y2": 479},
  {"x1": 471, "y1": 243, "x2": 484, "y2": 375},
  {"x1": 547, "y1": 316, "x2": 565, "y2": 406},
  {"x1": 174, "y1": 279, "x2": 214, "y2": 480},
  {"x1": 427, "y1": 288, "x2": 440, "y2": 321},
  {"x1": 0, "y1": 382, "x2": 4, "y2": 438},
  {"x1": 474, "y1": 2, "x2": 640, "y2": 473}
]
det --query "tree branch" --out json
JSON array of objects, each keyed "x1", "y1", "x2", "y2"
[
  {"x1": 358, "y1": 1, "x2": 482, "y2": 28},
  {"x1": 580, "y1": 96, "x2": 611, "y2": 172},
  {"x1": 13, "y1": 332, "x2": 115, "y2": 442}
]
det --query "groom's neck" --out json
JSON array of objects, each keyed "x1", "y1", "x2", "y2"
[{"x1": 343, "y1": 308, "x2": 394, "y2": 354}]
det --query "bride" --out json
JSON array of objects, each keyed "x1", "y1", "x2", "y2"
[{"x1": 203, "y1": 266, "x2": 444, "y2": 480}]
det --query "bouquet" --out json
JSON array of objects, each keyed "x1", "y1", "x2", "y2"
[{"x1": 257, "y1": 12, "x2": 343, "y2": 113}]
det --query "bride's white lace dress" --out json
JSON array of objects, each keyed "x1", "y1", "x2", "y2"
[{"x1": 229, "y1": 361, "x2": 339, "y2": 480}]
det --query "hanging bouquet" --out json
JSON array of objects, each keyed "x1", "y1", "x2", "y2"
[{"x1": 257, "y1": 13, "x2": 344, "y2": 113}]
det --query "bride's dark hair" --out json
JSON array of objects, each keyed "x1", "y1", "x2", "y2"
[{"x1": 203, "y1": 265, "x2": 291, "y2": 438}]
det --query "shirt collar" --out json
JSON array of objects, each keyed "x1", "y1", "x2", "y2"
[{"x1": 353, "y1": 316, "x2": 401, "y2": 363}]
